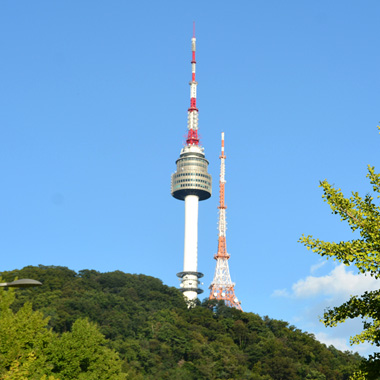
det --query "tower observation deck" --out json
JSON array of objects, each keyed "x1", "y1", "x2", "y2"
[{"x1": 171, "y1": 27, "x2": 212, "y2": 304}]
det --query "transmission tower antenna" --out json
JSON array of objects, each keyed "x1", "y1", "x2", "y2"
[
  {"x1": 209, "y1": 132, "x2": 242, "y2": 310},
  {"x1": 171, "y1": 26, "x2": 212, "y2": 306}
]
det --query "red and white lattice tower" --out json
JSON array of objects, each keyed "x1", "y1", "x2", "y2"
[{"x1": 209, "y1": 133, "x2": 242, "y2": 310}]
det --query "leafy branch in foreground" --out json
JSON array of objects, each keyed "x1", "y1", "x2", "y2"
[{"x1": 299, "y1": 164, "x2": 380, "y2": 379}]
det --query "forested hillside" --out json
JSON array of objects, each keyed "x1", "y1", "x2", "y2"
[{"x1": 0, "y1": 265, "x2": 364, "y2": 379}]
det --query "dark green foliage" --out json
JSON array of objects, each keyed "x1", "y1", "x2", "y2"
[
  {"x1": 1, "y1": 266, "x2": 362, "y2": 379},
  {"x1": 0, "y1": 285, "x2": 125, "y2": 379}
]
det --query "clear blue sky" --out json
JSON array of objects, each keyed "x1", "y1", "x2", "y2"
[{"x1": 1, "y1": 1, "x2": 379, "y2": 355}]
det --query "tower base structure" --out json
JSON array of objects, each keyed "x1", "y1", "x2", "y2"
[
  {"x1": 209, "y1": 285, "x2": 242, "y2": 310},
  {"x1": 177, "y1": 271, "x2": 204, "y2": 302},
  {"x1": 209, "y1": 256, "x2": 242, "y2": 310}
]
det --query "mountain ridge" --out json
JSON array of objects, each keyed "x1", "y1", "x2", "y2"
[{"x1": 1, "y1": 265, "x2": 362, "y2": 379}]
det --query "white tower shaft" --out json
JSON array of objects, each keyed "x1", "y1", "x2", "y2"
[
  {"x1": 183, "y1": 195, "x2": 199, "y2": 272},
  {"x1": 181, "y1": 195, "x2": 201, "y2": 302}
]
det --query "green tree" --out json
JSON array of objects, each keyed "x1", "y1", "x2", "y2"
[
  {"x1": 0, "y1": 285, "x2": 126, "y2": 380},
  {"x1": 2, "y1": 353, "x2": 60, "y2": 380},
  {"x1": 49, "y1": 318, "x2": 126, "y2": 380},
  {"x1": 299, "y1": 165, "x2": 380, "y2": 379},
  {"x1": 0, "y1": 286, "x2": 53, "y2": 379}
]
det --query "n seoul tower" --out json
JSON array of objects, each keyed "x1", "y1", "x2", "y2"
[{"x1": 171, "y1": 26, "x2": 212, "y2": 304}]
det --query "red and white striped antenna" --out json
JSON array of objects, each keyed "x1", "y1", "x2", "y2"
[
  {"x1": 209, "y1": 132, "x2": 242, "y2": 311},
  {"x1": 186, "y1": 22, "x2": 199, "y2": 146}
]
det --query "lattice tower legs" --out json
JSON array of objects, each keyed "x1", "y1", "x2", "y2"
[{"x1": 209, "y1": 258, "x2": 242, "y2": 310}]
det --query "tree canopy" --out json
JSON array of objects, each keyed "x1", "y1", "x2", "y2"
[{"x1": 0, "y1": 265, "x2": 363, "y2": 379}]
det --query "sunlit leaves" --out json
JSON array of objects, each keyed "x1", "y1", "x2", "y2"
[
  {"x1": 299, "y1": 164, "x2": 380, "y2": 378},
  {"x1": 0, "y1": 289, "x2": 126, "y2": 379},
  {"x1": 49, "y1": 318, "x2": 126, "y2": 380}
]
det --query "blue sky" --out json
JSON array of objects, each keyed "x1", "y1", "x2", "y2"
[{"x1": 1, "y1": 1, "x2": 380, "y2": 355}]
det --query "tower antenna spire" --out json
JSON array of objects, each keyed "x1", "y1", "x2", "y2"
[
  {"x1": 209, "y1": 132, "x2": 242, "y2": 310},
  {"x1": 171, "y1": 27, "x2": 212, "y2": 307},
  {"x1": 186, "y1": 23, "x2": 199, "y2": 145}
]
